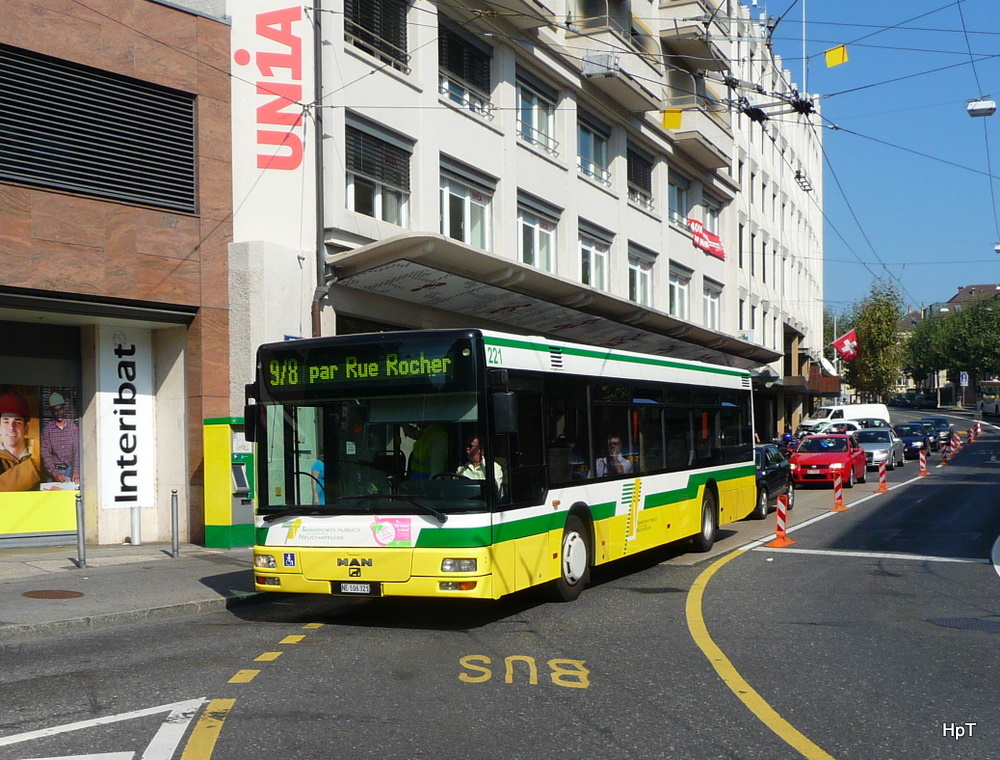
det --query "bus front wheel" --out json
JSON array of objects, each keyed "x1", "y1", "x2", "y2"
[
  {"x1": 552, "y1": 515, "x2": 591, "y2": 602},
  {"x1": 691, "y1": 489, "x2": 717, "y2": 552}
]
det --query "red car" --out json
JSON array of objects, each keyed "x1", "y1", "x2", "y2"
[{"x1": 789, "y1": 434, "x2": 867, "y2": 488}]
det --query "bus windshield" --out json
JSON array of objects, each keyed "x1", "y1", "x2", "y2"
[{"x1": 255, "y1": 334, "x2": 493, "y2": 516}]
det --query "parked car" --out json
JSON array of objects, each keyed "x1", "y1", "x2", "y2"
[
  {"x1": 913, "y1": 419, "x2": 940, "y2": 451},
  {"x1": 913, "y1": 393, "x2": 939, "y2": 409},
  {"x1": 855, "y1": 428, "x2": 905, "y2": 470},
  {"x1": 752, "y1": 444, "x2": 795, "y2": 519},
  {"x1": 893, "y1": 423, "x2": 935, "y2": 459},
  {"x1": 812, "y1": 420, "x2": 863, "y2": 436},
  {"x1": 789, "y1": 434, "x2": 867, "y2": 488},
  {"x1": 851, "y1": 416, "x2": 892, "y2": 430},
  {"x1": 919, "y1": 416, "x2": 955, "y2": 446}
]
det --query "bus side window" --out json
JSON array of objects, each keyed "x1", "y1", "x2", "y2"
[{"x1": 545, "y1": 377, "x2": 590, "y2": 483}]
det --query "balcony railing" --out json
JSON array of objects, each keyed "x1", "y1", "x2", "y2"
[
  {"x1": 345, "y1": 20, "x2": 411, "y2": 74},
  {"x1": 438, "y1": 72, "x2": 494, "y2": 120},
  {"x1": 517, "y1": 119, "x2": 559, "y2": 156},
  {"x1": 628, "y1": 184, "x2": 655, "y2": 210},
  {"x1": 577, "y1": 156, "x2": 612, "y2": 186}
]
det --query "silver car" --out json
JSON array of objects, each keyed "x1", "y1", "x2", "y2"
[{"x1": 855, "y1": 428, "x2": 905, "y2": 470}]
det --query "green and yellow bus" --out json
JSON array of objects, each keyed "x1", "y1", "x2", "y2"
[{"x1": 246, "y1": 329, "x2": 756, "y2": 601}]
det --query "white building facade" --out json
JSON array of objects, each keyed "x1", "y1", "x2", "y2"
[{"x1": 228, "y1": 0, "x2": 827, "y2": 435}]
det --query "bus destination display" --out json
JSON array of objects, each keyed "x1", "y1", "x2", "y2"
[{"x1": 268, "y1": 353, "x2": 453, "y2": 387}]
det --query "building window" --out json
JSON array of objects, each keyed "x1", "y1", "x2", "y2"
[
  {"x1": 627, "y1": 146, "x2": 654, "y2": 210},
  {"x1": 518, "y1": 199, "x2": 558, "y2": 271},
  {"x1": 703, "y1": 281, "x2": 722, "y2": 330},
  {"x1": 668, "y1": 264, "x2": 692, "y2": 319},
  {"x1": 0, "y1": 44, "x2": 196, "y2": 212},
  {"x1": 345, "y1": 0, "x2": 410, "y2": 73},
  {"x1": 438, "y1": 22, "x2": 492, "y2": 118},
  {"x1": 704, "y1": 196, "x2": 721, "y2": 235},
  {"x1": 738, "y1": 223, "x2": 745, "y2": 269},
  {"x1": 517, "y1": 79, "x2": 557, "y2": 154},
  {"x1": 628, "y1": 246, "x2": 655, "y2": 306},
  {"x1": 750, "y1": 232, "x2": 756, "y2": 276},
  {"x1": 668, "y1": 173, "x2": 690, "y2": 227},
  {"x1": 440, "y1": 168, "x2": 492, "y2": 250},
  {"x1": 577, "y1": 118, "x2": 610, "y2": 185},
  {"x1": 761, "y1": 240, "x2": 767, "y2": 283},
  {"x1": 580, "y1": 231, "x2": 610, "y2": 290},
  {"x1": 345, "y1": 121, "x2": 410, "y2": 226},
  {"x1": 739, "y1": 298, "x2": 745, "y2": 330}
]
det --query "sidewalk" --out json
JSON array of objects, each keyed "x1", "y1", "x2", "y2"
[{"x1": 0, "y1": 542, "x2": 261, "y2": 642}]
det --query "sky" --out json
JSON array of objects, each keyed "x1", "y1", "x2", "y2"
[{"x1": 757, "y1": 0, "x2": 1000, "y2": 315}]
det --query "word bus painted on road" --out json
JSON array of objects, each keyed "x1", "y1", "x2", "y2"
[{"x1": 245, "y1": 329, "x2": 756, "y2": 602}]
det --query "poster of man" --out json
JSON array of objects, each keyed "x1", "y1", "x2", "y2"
[
  {"x1": 40, "y1": 387, "x2": 80, "y2": 487},
  {"x1": 0, "y1": 386, "x2": 41, "y2": 492}
]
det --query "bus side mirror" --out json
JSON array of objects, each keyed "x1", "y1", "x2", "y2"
[
  {"x1": 244, "y1": 405, "x2": 258, "y2": 443},
  {"x1": 492, "y1": 392, "x2": 517, "y2": 434}
]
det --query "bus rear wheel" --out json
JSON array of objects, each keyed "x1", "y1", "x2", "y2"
[
  {"x1": 552, "y1": 515, "x2": 591, "y2": 602},
  {"x1": 691, "y1": 489, "x2": 717, "y2": 552}
]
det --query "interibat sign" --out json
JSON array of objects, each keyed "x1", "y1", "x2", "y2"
[
  {"x1": 98, "y1": 326, "x2": 154, "y2": 510},
  {"x1": 231, "y1": 2, "x2": 315, "y2": 247}
]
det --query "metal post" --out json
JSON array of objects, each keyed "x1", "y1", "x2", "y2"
[
  {"x1": 130, "y1": 505, "x2": 142, "y2": 545},
  {"x1": 171, "y1": 489, "x2": 180, "y2": 558},
  {"x1": 75, "y1": 492, "x2": 87, "y2": 569}
]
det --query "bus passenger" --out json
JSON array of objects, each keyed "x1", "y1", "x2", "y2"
[
  {"x1": 595, "y1": 435, "x2": 633, "y2": 477},
  {"x1": 456, "y1": 435, "x2": 503, "y2": 490},
  {"x1": 405, "y1": 422, "x2": 449, "y2": 479}
]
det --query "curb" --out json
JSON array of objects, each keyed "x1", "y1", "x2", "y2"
[{"x1": 0, "y1": 592, "x2": 269, "y2": 644}]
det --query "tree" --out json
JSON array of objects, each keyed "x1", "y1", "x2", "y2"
[
  {"x1": 946, "y1": 298, "x2": 1000, "y2": 379},
  {"x1": 903, "y1": 295, "x2": 1000, "y2": 383},
  {"x1": 903, "y1": 312, "x2": 950, "y2": 383},
  {"x1": 841, "y1": 281, "x2": 904, "y2": 400}
]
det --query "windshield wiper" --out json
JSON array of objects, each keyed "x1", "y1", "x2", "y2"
[
  {"x1": 261, "y1": 507, "x2": 331, "y2": 523},
  {"x1": 350, "y1": 494, "x2": 449, "y2": 524}
]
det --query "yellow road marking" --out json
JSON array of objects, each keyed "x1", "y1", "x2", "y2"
[
  {"x1": 303, "y1": 623, "x2": 324, "y2": 629},
  {"x1": 179, "y1": 698, "x2": 234, "y2": 760},
  {"x1": 686, "y1": 550, "x2": 837, "y2": 760},
  {"x1": 280, "y1": 635, "x2": 305, "y2": 644},
  {"x1": 228, "y1": 670, "x2": 260, "y2": 684},
  {"x1": 255, "y1": 652, "x2": 283, "y2": 662}
]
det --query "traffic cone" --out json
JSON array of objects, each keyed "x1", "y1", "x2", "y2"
[
  {"x1": 832, "y1": 472, "x2": 849, "y2": 511},
  {"x1": 941, "y1": 440, "x2": 950, "y2": 465},
  {"x1": 875, "y1": 461, "x2": 888, "y2": 493},
  {"x1": 765, "y1": 493, "x2": 795, "y2": 548},
  {"x1": 919, "y1": 449, "x2": 928, "y2": 476}
]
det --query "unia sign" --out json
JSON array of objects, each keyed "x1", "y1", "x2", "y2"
[{"x1": 234, "y1": 6, "x2": 305, "y2": 171}]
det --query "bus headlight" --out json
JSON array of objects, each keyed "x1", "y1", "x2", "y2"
[
  {"x1": 441, "y1": 558, "x2": 477, "y2": 573},
  {"x1": 254, "y1": 554, "x2": 277, "y2": 569}
]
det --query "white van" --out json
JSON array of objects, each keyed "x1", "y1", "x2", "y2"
[{"x1": 797, "y1": 403, "x2": 890, "y2": 435}]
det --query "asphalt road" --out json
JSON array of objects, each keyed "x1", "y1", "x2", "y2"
[{"x1": 1, "y1": 412, "x2": 997, "y2": 760}]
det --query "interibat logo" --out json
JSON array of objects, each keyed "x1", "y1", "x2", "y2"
[
  {"x1": 110, "y1": 331, "x2": 140, "y2": 503},
  {"x1": 234, "y1": 6, "x2": 305, "y2": 170}
]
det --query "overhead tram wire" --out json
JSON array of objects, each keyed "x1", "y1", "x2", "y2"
[{"x1": 955, "y1": 0, "x2": 1000, "y2": 246}]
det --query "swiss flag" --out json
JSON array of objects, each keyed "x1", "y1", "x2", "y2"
[{"x1": 831, "y1": 330, "x2": 859, "y2": 362}]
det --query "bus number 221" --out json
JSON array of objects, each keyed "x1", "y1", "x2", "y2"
[{"x1": 486, "y1": 347, "x2": 503, "y2": 365}]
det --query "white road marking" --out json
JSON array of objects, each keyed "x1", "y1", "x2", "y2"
[
  {"x1": 0, "y1": 698, "x2": 207, "y2": 759},
  {"x1": 751, "y1": 546, "x2": 989, "y2": 564}
]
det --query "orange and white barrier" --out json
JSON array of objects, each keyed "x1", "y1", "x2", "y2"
[
  {"x1": 941, "y1": 440, "x2": 950, "y2": 465},
  {"x1": 765, "y1": 493, "x2": 795, "y2": 548},
  {"x1": 876, "y1": 461, "x2": 888, "y2": 493},
  {"x1": 967, "y1": 429, "x2": 973, "y2": 446},
  {"x1": 832, "y1": 472, "x2": 848, "y2": 511},
  {"x1": 951, "y1": 433, "x2": 962, "y2": 453},
  {"x1": 919, "y1": 449, "x2": 928, "y2": 476}
]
